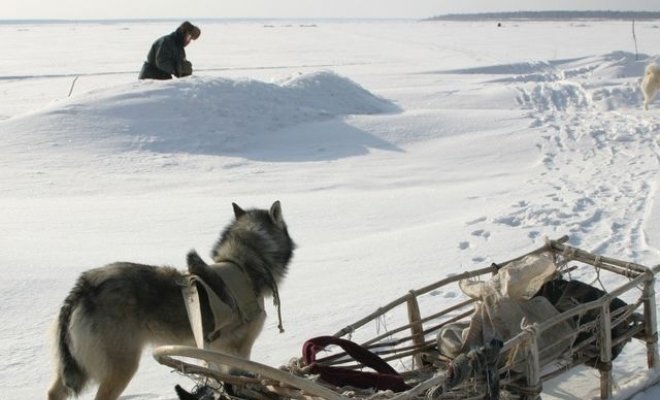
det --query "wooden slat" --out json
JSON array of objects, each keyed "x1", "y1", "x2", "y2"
[
  {"x1": 599, "y1": 302, "x2": 613, "y2": 400},
  {"x1": 332, "y1": 265, "x2": 497, "y2": 337},
  {"x1": 642, "y1": 271, "x2": 659, "y2": 369},
  {"x1": 154, "y1": 345, "x2": 348, "y2": 400}
]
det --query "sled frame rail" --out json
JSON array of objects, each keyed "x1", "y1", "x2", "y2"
[
  {"x1": 154, "y1": 236, "x2": 659, "y2": 400},
  {"x1": 318, "y1": 236, "x2": 659, "y2": 400}
]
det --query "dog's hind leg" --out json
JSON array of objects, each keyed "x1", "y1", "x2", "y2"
[
  {"x1": 92, "y1": 343, "x2": 142, "y2": 400},
  {"x1": 93, "y1": 360, "x2": 139, "y2": 400},
  {"x1": 649, "y1": 92, "x2": 657, "y2": 110},
  {"x1": 47, "y1": 376, "x2": 69, "y2": 400}
]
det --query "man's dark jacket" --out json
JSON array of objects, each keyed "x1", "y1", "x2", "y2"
[{"x1": 139, "y1": 30, "x2": 192, "y2": 80}]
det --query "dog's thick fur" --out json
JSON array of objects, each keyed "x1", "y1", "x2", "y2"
[
  {"x1": 48, "y1": 201, "x2": 295, "y2": 400},
  {"x1": 641, "y1": 63, "x2": 660, "y2": 110}
]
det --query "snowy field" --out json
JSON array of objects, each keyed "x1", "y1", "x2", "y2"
[{"x1": 1, "y1": 18, "x2": 660, "y2": 399}]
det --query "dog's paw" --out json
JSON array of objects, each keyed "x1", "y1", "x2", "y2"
[
  {"x1": 174, "y1": 384, "x2": 198, "y2": 400},
  {"x1": 174, "y1": 384, "x2": 217, "y2": 400}
]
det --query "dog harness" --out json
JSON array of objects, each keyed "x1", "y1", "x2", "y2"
[{"x1": 182, "y1": 262, "x2": 264, "y2": 348}]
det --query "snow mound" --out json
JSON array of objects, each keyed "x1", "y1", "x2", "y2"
[
  {"x1": 446, "y1": 60, "x2": 557, "y2": 76},
  {"x1": 585, "y1": 51, "x2": 655, "y2": 79},
  {"x1": 517, "y1": 81, "x2": 592, "y2": 112},
  {"x1": 1, "y1": 71, "x2": 398, "y2": 155},
  {"x1": 497, "y1": 52, "x2": 660, "y2": 112}
]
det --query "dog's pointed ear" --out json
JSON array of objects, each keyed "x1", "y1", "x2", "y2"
[
  {"x1": 269, "y1": 200, "x2": 285, "y2": 228},
  {"x1": 187, "y1": 250, "x2": 208, "y2": 275},
  {"x1": 232, "y1": 202, "x2": 246, "y2": 219}
]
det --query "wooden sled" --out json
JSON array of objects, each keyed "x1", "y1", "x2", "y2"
[{"x1": 154, "y1": 236, "x2": 660, "y2": 400}]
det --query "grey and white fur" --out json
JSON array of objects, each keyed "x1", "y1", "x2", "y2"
[{"x1": 48, "y1": 201, "x2": 295, "y2": 400}]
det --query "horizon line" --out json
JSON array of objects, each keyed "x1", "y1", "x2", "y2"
[{"x1": 2, "y1": 10, "x2": 660, "y2": 24}]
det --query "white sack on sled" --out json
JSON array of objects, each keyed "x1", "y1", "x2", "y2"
[{"x1": 438, "y1": 252, "x2": 576, "y2": 372}]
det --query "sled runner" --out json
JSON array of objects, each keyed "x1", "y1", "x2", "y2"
[{"x1": 154, "y1": 236, "x2": 660, "y2": 400}]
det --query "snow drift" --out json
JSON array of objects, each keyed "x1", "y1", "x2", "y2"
[{"x1": 1, "y1": 71, "x2": 399, "y2": 155}]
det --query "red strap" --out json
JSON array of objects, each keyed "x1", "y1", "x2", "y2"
[{"x1": 302, "y1": 336, "x2": 410, "y2": 392}]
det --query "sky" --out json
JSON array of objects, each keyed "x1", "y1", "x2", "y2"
[{"x1": 3, "y1": 0, "x2": 660, "y2": 20}]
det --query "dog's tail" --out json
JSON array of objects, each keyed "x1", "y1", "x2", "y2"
[{"x1": 54, "y1": 275, "x2": 91, "y2": 396}]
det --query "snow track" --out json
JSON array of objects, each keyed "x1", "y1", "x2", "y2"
[
  {"x1": 451, "y1": 52, "x2": 660, "y2": 265},
  {"x1": 510, "y1": 53, "x2": 660, "y2": 260}
]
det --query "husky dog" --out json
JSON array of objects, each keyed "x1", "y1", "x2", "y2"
[
  {"x1": 48, "y1": 201, "x2": 295, "y2": 400},
  {"x1": 641, "y1": 63, "x2": 660, "y2": 110}
]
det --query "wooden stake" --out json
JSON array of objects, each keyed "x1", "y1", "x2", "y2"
[
  {"x1": 406, "y1": 294, "x2": 425, "y2": 368},
  {"x1": 599, "y1": 302, "x2": 613, "y2": 400}
]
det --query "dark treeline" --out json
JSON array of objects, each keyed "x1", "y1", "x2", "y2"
[{"x1": 427, "y1": 11, "x2": 660, "y2": 21}]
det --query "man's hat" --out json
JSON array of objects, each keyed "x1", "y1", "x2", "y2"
[{"x1": 179, "y1": 21, "x2": 201, "y2": 40}]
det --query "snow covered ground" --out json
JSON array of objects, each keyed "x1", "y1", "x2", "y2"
[{"x1": 1, "y1": 18, "x2": 659, "y2": 399}]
